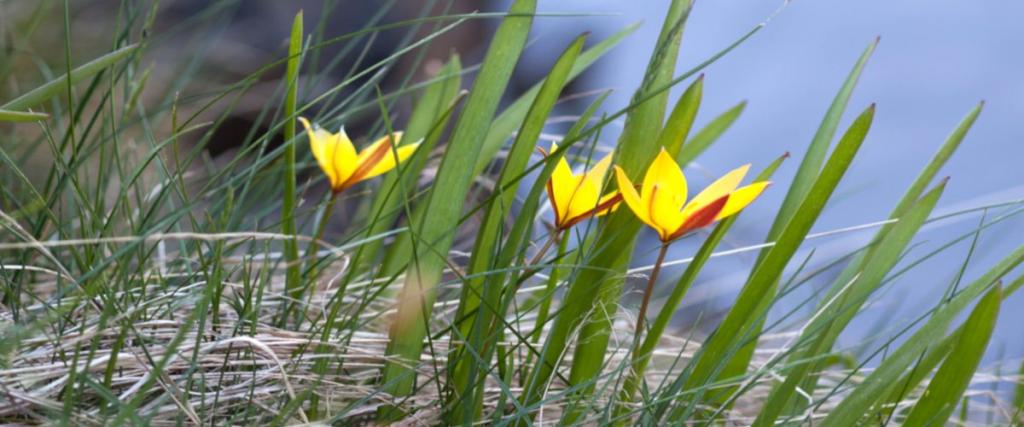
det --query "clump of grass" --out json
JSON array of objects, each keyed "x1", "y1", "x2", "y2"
[{"x1": 1, "y1": 1, "x2": 1022, "y2": 425}]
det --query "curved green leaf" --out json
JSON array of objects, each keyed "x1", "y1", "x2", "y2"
[
  {"x1": 819, "y1": 247, "x2": 1024, "y2": 426},
  {"x1": 679, "y1": 104, "x2": 875, "y2": 414},
  {"x1": 379, "y1": 0, "x2": 536, "y2": 418},
  {"x1": 903, "y1": 285, "x2": 1000, "y2": 426},
  {"x1": 1, "y1": 44, "x2": 138, "y2": 111},
  {"x1": 0, "y1": 109, "x2": 48, "y2": 122},
  {"x1": 445, "y1": 34, "x2": 587, "y2": 424}
]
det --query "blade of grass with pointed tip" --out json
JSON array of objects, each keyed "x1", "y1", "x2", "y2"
[
  {"x1": 360, "y1": 55, "x2": 462, "y2": 270},
  {"x1": 752, "y1": 179, "x2": 946, "y2": 426},
  {"x1": 378, "y1": 0, "x2": 536, "y2": 419},
  {"x1": 676, "y1": 100, "x2": 745, "y2": 165},
  {"x1": 445, "y1": 34, "x2": 586, "y2": 424},
  {"x1": 903, "y1": 286, "x2": 1000, "y2": 426},
  {"x1": 1016, "y1": 358, "x2": 1024, "y2": 415},
  {"x1": 1, "y1": 44, "x2": 138, "y2": 111},
  {"x1": 760, "y1": 101, "x2": 985, "y2": 421},
  {"x1": 874, "y1": 274, "x2": 1024, "y2": 423},
  {"x1": 472, "y1": 22, "x2": 640, "y2": 177},
  {"x1": 547, "y1": 1, "x2": 694, "y2": 422},
  {"x1": 658, "y1": 74, "x2": 703, "y2": 155},
  {"x1": 379, "y1": 24, "x2": 636, "y2": 278},
  {"x1": 678, "y1": 104, "x2": 875, "y2": 413},
  {"x1": 281, "y1": 12, "x2": 303, "y2": 305},
  {"x1": 700, "y1": 39, "x2": 879, "y2": 409},
  {"x1": 819, "y1": 246, "x2": 1024, "y2": 427},
  {"x1": 767, "y1": 39, "x2": 879, "y2": 247},
  {"x1": 0, "y1": 110, "x2": 49, "y2": 122},
  {"x1": 819, "y1": 101, "x2": 984, "y2": 314}
]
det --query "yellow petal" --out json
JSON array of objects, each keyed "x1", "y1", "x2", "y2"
[
  {"x1": 328, "y1": 127, "x2": 358, "y2": 187},
  {"x1": 361, "y1": 133, "x2": 419, "y2": 180},
  {"x1": 300, "y1": 117, "x2": 332, "y2": 176},
  {"x1": 301, "y1": 117, "x2": 355, "y2": 189},
  {"x1": 642, "y1": 148, "x2": 687, "y2": 207},
  {"x1": 581, "y1": 150, "x2": 613, "y2": 189},
  {"x1": 716, "y1": 181, "x2": 770, "y2": 220},
  {"x1": 648, "y1": 184, "x2": 685, "y2": 240},
  {"x1": 564, "y1": 175, "x2": 600, "y2": 223},
  {"x1": 558, "y1": 151, "x2": 616, "y2": 226},
  {"x1": 615, "y1": 166, "x2": 650, "y2": 226},
  {"x1": 548, "y1": 153, "x2": 577, "y2": 223},
  {"x1": 550, "y1": 143, "x2": 575, "y2": 187},
  {"x1": 682, "y1": 164, "x2": 750, "y2": 218}
]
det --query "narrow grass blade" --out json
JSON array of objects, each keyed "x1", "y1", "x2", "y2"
[
  {"x1": 361, "y1": 55, "x2": 462, "y2": 269},
  {"x1": 473, "y1": 22, "x2": 640, "y2": 177},
  {"x1": 819, "y1": 246, "x2": 1024, "y2": 426},
  {"x1": 0, "y1": 109, "x2": 49, "y2": 122},
  {"x1": 698, "y1": 38, "x2": 880, "y2": 410},
  {"x1": 445, "y1": 34, "x2": 587, "y2": 424},
  {"x1": 557, "y1": 0, "x2": 694, "y2": 422},
  {"x1": 903, "y1": 285, "x2": 1000, "y2": 426},
  {"x1": 679, "y1": 104, "x2": 875, "y2": 411},
  {"x1": 281, "y1": 12, "x2": 303, "y2": 302},
  {"x1": 658, "y1": 75, "x2": 703, "y2": 155},
  {"x1": 759, "y1": 101, "x2": 986, "y2": 421},
  {"x1": 767, "y1": 38, "x2": 879, "y2": 244},
  {"x1": 676, "y1": 100, "x2": 745, "y2": 165},
  {"x1": 1, "y1": 44, "x2": 138, "y2": 110},
  {"x1": 378, "y1": 0, "x2": 536, "y2": 418},
  {"x1": 753, "y1": 179, "x2": 947, "y2": 426}
]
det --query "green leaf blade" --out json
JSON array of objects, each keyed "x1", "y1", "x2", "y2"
[
  {"x1": 754, "y1": 178, "x2": 948, "y2": 426},
  {"x1": 680, "y1": 103, "x2": 875, "y2": 411},
  {"x1": 445, "y1": 33, "x2": 587, "y2": 424},
  {"x1": 0, "y1": 109, "x2": 49, "y2": 122},
  {"x1": 819, "y1": 248, "x2": 1024, "y2": 426},
  {"x1": 379, "y1": 0, "x2": 537, "y2": 417},
  {"x1": 1, "y1": 44, "x2": 138, "y2": 111},
  {"x1": 903, "y1": 285, "x2": 1001, "y2": 426}
]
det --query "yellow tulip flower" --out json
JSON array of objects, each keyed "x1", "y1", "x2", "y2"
[
  {"x1": 614, "y1": 148, "x2": 769, "y2": 242},
  {"x1": 299, "y1": 117, "x2": 419, "y2": 194},
  {"x1": 542, "y1": 144, "x2": 622, "y2": 230}
]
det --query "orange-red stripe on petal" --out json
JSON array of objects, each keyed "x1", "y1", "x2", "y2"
[{"x1": 666, "y1": 194, "x2": 729, "y2": 241}]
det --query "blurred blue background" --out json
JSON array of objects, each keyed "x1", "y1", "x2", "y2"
[{"x1": 517, "y1": 0, "x2": 1024, "y2": 366}]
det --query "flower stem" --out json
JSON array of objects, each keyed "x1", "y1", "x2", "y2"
[
  {"x1": 526, "y1": 229, "x2": 562, "y2": 268},
  {"x1": 633, "y1": 243, "x2": 669, "y2": 348},
  {"x1": 305, "y1": 193, "x2": 338, "y2": 275},
  {"x1": 511, "y1": 229, "x2": 563, "y2": 289},
  {"x1": 615, "y1": 242, "x2": 670, "y2": 422}
]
